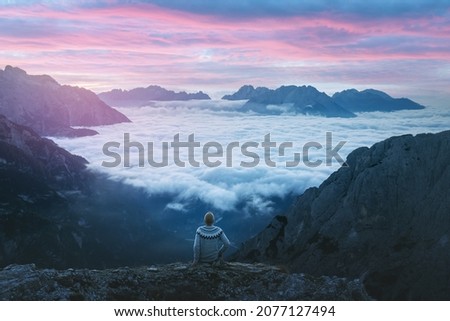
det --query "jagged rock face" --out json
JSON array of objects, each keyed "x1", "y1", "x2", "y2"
[
  {"x1": 0, "y1": 65, "x2": 130, "y2": 137},
  {"x1": 0, "y1": 113, "x2": 88, "y2": 204},
  {"x1": 98, "y1": 85, "x2": 211, "y2": 106},
  {"x1": 223, "y1": 85, "x2": 356, "y2": 117},
  {"x1": 0, "y1": 263, "x2": 369, "y2": 300},
  {"x1": 0, "y1": 114, "x2": 87, "y2": 267},
  {"x1": 332, "y1": 89, "x2": 425, "y2": 112},
  {"x1": 235, "y1": 130, "x2": 450, "y2": 300},
  {"x1": 0, "y1": 115, "x2": 191, "y2": 270}
]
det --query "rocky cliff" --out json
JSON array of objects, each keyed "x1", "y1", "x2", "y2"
[
  {"x1": 98, "y1": 85, "x2": 211, "y2": 107},
  {"x1": 0, "y1": 113, "x2": 88, "y2": 200},
  {"x1": 0, "y1": 115, "x2": 191, "y2": 269},
  {"x1": 0, "y1": 66, "x2": 130, "y2": 137},
  {"x1": 235, "y1": 130, "x2": 450, "y2": 300},
  {"x1": 0, "y1": 114, "x2": 90, "y2": 267},
  {"x1": 0, "y1": 262, "x2": 369, "y2": 300}
]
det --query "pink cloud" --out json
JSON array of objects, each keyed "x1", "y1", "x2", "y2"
[
  {"x1": 0, "y1": 3, "x2": 449, "y2": 105},
  {"x1": 1, "y1": 4, "x2": 449, "y2": 56}
]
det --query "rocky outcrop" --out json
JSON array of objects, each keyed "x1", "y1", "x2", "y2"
[
  {"x1": 235, "y1": 130, "x2": 450, "y2": 300},
  {"x1": 98, "y1": 86, "x2": 211, "y2": 106},
  {"x1": 0, "y1": 66, "x2": 130, "y2": 137},
  {"x1": 223, "y1": 85, "x2": 356, "y2": 117},
  {"x1": 332, "y1": 89, "x2": 425, "y2": 112},
  {"x1": 0, "y1": 262, "x2": 369, "y2": 300}
]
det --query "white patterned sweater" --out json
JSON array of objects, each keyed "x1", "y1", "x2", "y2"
[{"x1": 193, "y1": 225, "x2": 230, "y2": 263}]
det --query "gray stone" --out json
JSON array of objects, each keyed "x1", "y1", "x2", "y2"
[
  {"x1": 235, "y1": 130, "x2": 450, "y2": 300},
  {"x1": 0, "y1": 262, "x2": 369, "y2": 301}
]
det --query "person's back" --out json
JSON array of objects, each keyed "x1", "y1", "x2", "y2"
[{"x1": 193, "y1": 212, "x2": 230, "y2": 265}]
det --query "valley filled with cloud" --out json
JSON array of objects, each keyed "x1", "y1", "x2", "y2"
[{"x1": 51, "y1": 100, "x2": 450, "y2": 241}]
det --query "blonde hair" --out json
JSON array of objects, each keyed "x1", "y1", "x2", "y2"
[{"x1": 204, "y1": 211, "x2": 215, "y2": 226}]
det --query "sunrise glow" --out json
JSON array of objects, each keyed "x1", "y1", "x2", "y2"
[{"x1": 1, "y1": 0, "x2": 449, "y2": 104}]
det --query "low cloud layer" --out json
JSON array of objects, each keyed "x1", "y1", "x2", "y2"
[{"x1": 52, "y1": 101, "x2": 450, "y2": 217}]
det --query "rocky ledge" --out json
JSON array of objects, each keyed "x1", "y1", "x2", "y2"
[
  {"x1": 235, "y1": 130, "x2": 450, "y2": 300},
  {"x1": 0, "y1": 263, "x2": 369, "y2": 301}
]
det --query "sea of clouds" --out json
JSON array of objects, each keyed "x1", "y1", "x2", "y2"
[{"x1": 52, "y1": 100, "x2": 450, "y2": 221}]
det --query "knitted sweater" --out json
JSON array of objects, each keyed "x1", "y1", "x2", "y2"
[{"x1": 193, "y1": 225, "x2": 230, "y2": 263}]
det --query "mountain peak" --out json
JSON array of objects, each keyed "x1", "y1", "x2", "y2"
[
  {"x1": 3, "y1": 65, "x2": 27, "y2": 77},
  {"x1": 224, "y1": 85, "x2": 424, "y2": 115},
  {"x1": 222, "y1": 84, "x2": 258, "y2": 100},
  {"x1": 98, "y1": 85, "x2": 211, "y2": 106},
  {"x1": 333, "y1": 88, "x2": 424, "y2": 112},
  {"x1": 0, "y1": 66, "x2": 130, "y2": 137},
  {"x1": 224, "y1": 84, "x2": 356, "y2": 117},
  {"x1": 360, "y1": 88, "x2": 392, "y2": 99}
]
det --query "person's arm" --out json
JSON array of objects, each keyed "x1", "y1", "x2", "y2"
[
  {"x1": 193, "y1": 231, "x2": 200, "y2": 264},
  {"x1": 218, "y1": 231, "x2": 230, "y2": 259}
]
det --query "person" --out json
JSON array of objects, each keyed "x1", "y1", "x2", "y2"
[{"x1": 192, "y1": 211, "x2": 230, "y2": 266}]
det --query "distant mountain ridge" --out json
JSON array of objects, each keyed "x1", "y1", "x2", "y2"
[
  {"x1": 235, "y1": 130, "x2": 450, "y2": 300},
  {"x1": 0, "y1": 66, "x2": 130, "y2": 137},
  {"x1": 222, "y1": 85, "x2": 424, "y2": 116},
  {"x1": 222, "y1": 84, "x2": 268, "y2": 101},
  {"x1": 332, "y1": 88, "x2": 425, "y2": 112},
  {"x1": 98, "y1": 85, "x2": 211, "y2": 106},
  {"x1": 224, "y1": 85, "x2": 356, "y2": 117}
]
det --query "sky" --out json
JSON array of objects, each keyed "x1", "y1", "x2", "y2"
[{"x1": 1, "y1": 0, "x2": 450, "y2": 105}]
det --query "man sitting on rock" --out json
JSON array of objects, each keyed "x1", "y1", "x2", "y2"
[{"x1": 192, "y1": 211, "x2": 230, "y2": 266}]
